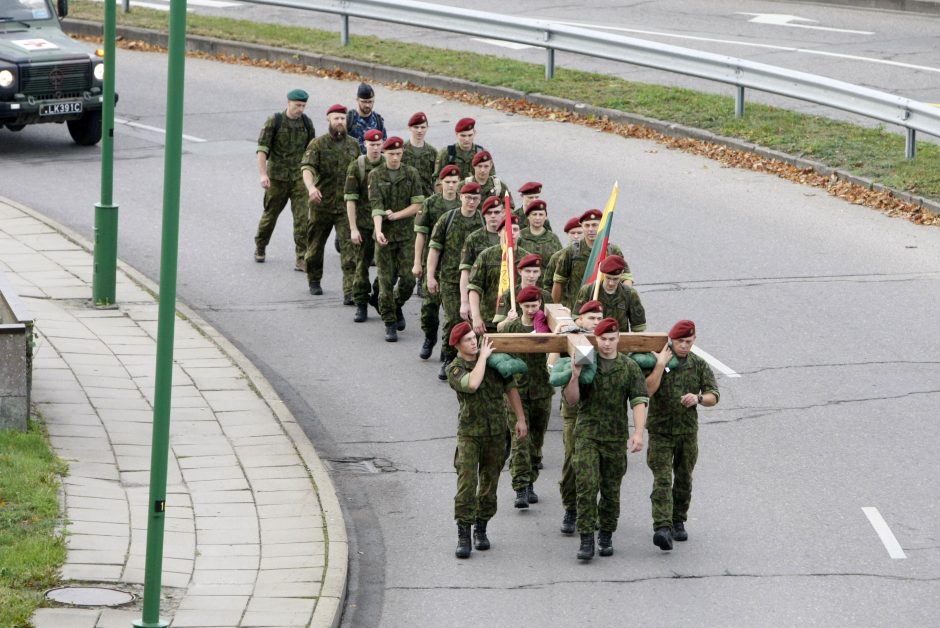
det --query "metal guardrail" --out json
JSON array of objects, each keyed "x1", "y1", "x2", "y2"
[{"x1": 241, "y1": 0, "x2": 939, "y2": 159}]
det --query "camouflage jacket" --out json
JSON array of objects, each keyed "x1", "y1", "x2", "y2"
[
  {"x1": 434, "y1": 143, "x2": 493, "y2": 180},
  {"x1": 542, "y1": 246, "x2": 565, "y2": 292},
  {"x1": 369, "y1": 162, "x2": 426, "y2": 243},
  {"x1": 553, "y1": 240, "x2": 631, "y2": 310},
  {"x1": 647, "y1": 352, "x2": 719, "y2": 436},
  {"x1": 428, "y1": 209, "x2": 485, "y2": 285},
  {"x1": 573, "y1": 283, "x2": 647, "y2": 332},
  {"x1": 448, "y1": 356, "x2": 515, "y2": 437},
  {"x1": 459, "y1": 228, "x2": 500, "y2": 273},
  {"x1": 343, "y1": 155, "x2": 385, "y2": 231},
  {"x1": 575, "y1": 354, "x2": 649, "y2": 443},
  {"x1": 517, "y1": 227, "x2": 562, "y2": 265},
  {"x1": 500, "y1": 319, "x2": 554, "y2": 400},
  {"x1": 467, "y1": 243, "x2": 531, "y2": 328},
  {"x1": 257, "y1": 112, "x2": 314, "y2": 181},
  {"x1": 415, "y1": 193, "x2": 460, "y2": 265},
  {"x1": 464, "y1": 175, "x2": 513, "y2": 209},
  {"x1": 300, "y1": 134, "x2": 361, "y2": 214},
  {"x1": 403, "y1": 141, "x2": 438, "y2": 197}
]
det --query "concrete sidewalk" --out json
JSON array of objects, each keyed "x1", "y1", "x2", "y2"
[{"x1": 0, "y1": 196, "x2": 346, "y2": 628}]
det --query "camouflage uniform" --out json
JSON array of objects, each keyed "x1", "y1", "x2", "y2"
[
  {"x1": 501, "y1": 319, "x2": 554, "y2": 491},
  {"x1": 463, "y1": 175, "x2": 513, "y2": 209},
  {"x1": 403, "y1": 141, "x2": 438, "y2": 197},
  {"x1": 467, "y1": 244, "x2": 531, "y2": 332},
  {"x1": 542, "y1": 247, "x2": 565, "y2": 292},
  {"x1": 434, "y1": 144, "x2": 492, "y2": 181},
  {"x1": 559, "y1": 397, "x2": 580, "y2": 513},
  {"x1": 459, "y1": 229, "x2": 499, "y2": 278},
  {"x1": 369, "y1": 162, "x2": 426, "y2": 325},
  {"x1": 346, "y1": 109, "x2": 385, "y2": 153},
  {"x1": 300, "y1": 133, "x2": 361, "y2": 293},
  {"x1": 429, "y1": 210, "x2": 485, "y2": 361},
  {"x1": 646, "y1": 353, "x2": 719, "y2": 530},
  {"x1": 343, "y1": 155, "x2": 384, "y2": 304},
  {"x1": 573, "y1": 354, "x2": 649, "y2": 534},
  {"x1": 517, "y1": 227, "x2": 562, "y2": 265},
  {"x1": 553, "y1": 240, "x2": 632, "y2": 310},
  {"x1": 573, "y1": 283, "x2": 647, "y2": 332},
  {"x1": 415, "y1": 193, "x2": 460, "y2": 338},
  {"x1": 493, "y1": 287, "x2": 552, "y2": 325},
  {"x1": 447, "y1": 355, "x2": 517, "y2": 524},
  {"x1": 255, "y1": 112, "x2": 313, "y2": 259}
]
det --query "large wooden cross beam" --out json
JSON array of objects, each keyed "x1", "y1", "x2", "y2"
[{"x1": 484, "y1": 304, "x2": 667, "y2": 364}]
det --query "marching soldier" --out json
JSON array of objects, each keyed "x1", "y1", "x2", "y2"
[
  {"x1": 457, "y1": 196, "x2": 503, "y2": 327},
  {"x1": 347, "y1": 82, "x2": 385, "y2": 153},
  {"x1": 253, "y1": 89, "x2": 315, "y2": 271},
  {"x1": 494, "y1": 253, "x2": 552, "y2": 328},
  {"x1": 542, "y1": 216, "x2": 583, "y2": 292},
  {"x1": 447, "y1": 321, "x2": 528, "y2": 559},
  {"x1": 573, "y1": 255, "x2": 647, "y2": 332},
  {"x1": 514, "y1": 181, "x2": 553, "y2": 231},
  {"x1": 564, "y1": 317, "x2": 648, "y2": 560},
  {"x1": 645, "y1": 320, "x2": 719, "y2": 551},
  {"x1": 434, "y1": 117, "x2": 491, "y2": 180},
  {"x1": 403, "y1": 111, "x2": 437, "y2": 197},
  {"x1": 467, "y1": 214, "x2": 530, "y2": 335},
  {"x1": 517, "y1": 199, "x2": 562, "y2": 264},
  {"x1": 344, "y1": 128, "x2": 385, "y2": 319},
  {"x1": 301, "y1": 104, "x2": 361, "y2": 297},
  {"x1": 369, "y1": 136, "x2": 426, "y2": 342},
  {"x1": 463, "y1": 151, "x2": 513, "y2": 209}
]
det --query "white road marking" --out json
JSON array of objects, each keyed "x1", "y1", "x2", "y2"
[
  {"x1": 862, "y1": 507, "x2": 907, "y2": 559},
  {"x1": 553, "y1": 20, "x2": 940, "y2": 75},
  {"x1": 690, "y1": 345, "x2": 740, "y2": 378},
  {"x1": 115, "y1": 117, "x2": 208, "y2": 143},
  {"x1": 471, "y1": 37, "x2": 537, "y2": 51},
  {"x1": 736, "y1": 12, "x2": 875, "y2": 35}
]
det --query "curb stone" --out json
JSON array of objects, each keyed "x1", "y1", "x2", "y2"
[
  {"x1": 62, "y1": 19, "x2": 940, "y2": 218},
  {"x1": 4, "y1": 195, "x2": 348, "y2": 628}
]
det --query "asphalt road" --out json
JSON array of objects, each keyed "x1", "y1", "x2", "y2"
[
  {"x1": 2, "y1": 48, "x2": 940, "y2": 627},
  {"x1": 107, "y1": 0, "x2": 940, "y2": 124}
]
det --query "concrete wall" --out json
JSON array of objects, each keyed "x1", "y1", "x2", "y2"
[{"x1": 0, "y1": 277, "x2": 32, "y2": 431}]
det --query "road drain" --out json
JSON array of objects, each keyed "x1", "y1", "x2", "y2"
[{"x1": 46, "y1": 586, "x2": 135, "y2": 607}]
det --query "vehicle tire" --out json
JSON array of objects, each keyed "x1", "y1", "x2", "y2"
[
  {"x1": 67, "y1": 110, "x2": 102, "y2": 146},
  {"x1": 5, "y1": 124, "x2": 26, "y2": 132}
]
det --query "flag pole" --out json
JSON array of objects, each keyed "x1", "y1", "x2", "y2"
[{"x1": 505, "y1": 192, "x2": 516, "y2": 312}]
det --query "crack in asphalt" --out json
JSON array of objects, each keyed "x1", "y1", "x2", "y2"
[
  {"x1": 639, "y1": 271, "x2": 940, "y2": 295},
  {"x1": 739, "y1": 360, "x2": 940, "y2": 376},
  {"x1": 338, "y1": 435, "x2": 454, "y2": 445}
]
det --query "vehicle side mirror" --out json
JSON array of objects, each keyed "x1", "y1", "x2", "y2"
[{"x1": 57, "y1": 0, "x2": 68, "y2": 18}]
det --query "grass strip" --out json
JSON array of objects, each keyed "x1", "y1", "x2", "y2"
[
  {"x1": 67, "y1": 1, "x2": 940, "y2": 202},
  {"x1": 0, "y1": 418, "x2": 67, "y2": 628}
]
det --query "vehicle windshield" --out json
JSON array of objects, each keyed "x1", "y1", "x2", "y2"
[{"x1": 0, "y1": 0, "x2": 52, "y2": 22}]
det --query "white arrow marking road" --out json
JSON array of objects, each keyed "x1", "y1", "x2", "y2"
[{"x1": 736, "y1": 13, "x2": 875, "y2": 35}]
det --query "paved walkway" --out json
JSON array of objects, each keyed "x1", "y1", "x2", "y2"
[{"x1": 0, "y1": 196, "x2": 345, "y2": 628}]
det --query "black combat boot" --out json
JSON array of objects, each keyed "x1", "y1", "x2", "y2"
[
  {"x1": 455, "y1": 523, "x2": 472, "y2": 558},
  {"x1": 514, "y1": 488, "x2": 529, "y2": 509},
  {"x1": 473, "y1": 519, "x2": 490, "y2": 550},
  {"x1": 560, "y1": 510, "x2": 576, "y2": 535},
  {"x1": 385, "y1": 324, "x2": 398, "y2": 342},
  {"x1": 419, "y1": 336, "x2": 436, "y2": 360},
  {"x1": 254, "y1": 246, "x2": 265, "y2": 262},
  {"x1": 577, "y1": 533, "x2": 595, "y2": 560},
  {"x1": 439, "y1": 348, "x2": 446, "y2": 362},
  {"x1": 308, "y1": 281, "x2": 323, "y2": 295},
  {"x1": 343, "y1": 293, "x2": 354, "y2": 306},
  {"x1": 527, "y1": 484, "x2": 538, "y2": 504},
  {"x1": 354, "y1": 303, "x2": 367, "y2": 323},
  {"x1": 597, "y1": 530, "x2": 613, "y2": 556},
  {"x1": 653, "y1": 527, "x2": 674, "y2": 551},
  {"x1": 672, "y1": 521, "x2": 688, "y2": 542},
  {"x1": 438, "y1": 360, "x2": 450, "y2": 382},
  {"x1": 395, "y1": 306, "x2": 406, "y2": 331}
]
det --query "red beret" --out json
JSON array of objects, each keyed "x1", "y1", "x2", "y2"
[
  {"x1": 593, "y1": 317, "x2": 620, "y2": 337},
  {"x1": 518, "y1": 181, "x2": 542, "y2": 195},
  {"x1": 326, "y1": 104, "x2": 347, "y2": 115},
  {"x1": 363, "y1": 129, "x2": 384, "y2": 142},
  {"x1": 598, "y1": 255, "x2": 625, "y2": 275},
  {"x1": 580, "y1": 209, "x2": 603, "y2": 223},
  {"x1": 449, "y1": 321, "x2": 473, "y2": 347},
  {"x1": 471, "y1": 151, "x2": 492, "y2": 167},
  {"x1": 460, "y1": 182, "x2": 481, "y2": 195},
  {"x1": 496, "y1": 214, "x2": 520, "y2": 232},
  {"x1": 439, "y1": 164, "x2": 461, "y2": 180},
  {"x1": 564, "y1": 217, "x2": 582, "y2": 233},
  {"x1": 408, "y1": 111, "x2": 428, "y2": 127},
  {"x1": 516, "y1": 253, "x2": 541, "y2": 270},
  {"x1": 455, "y1": 117, "x2": 475, "y2": 133},
  {"x1": 525, "y1": 199, "x2": 547, "y2": 216},
  {"x1": 578, "y1": 299, "x2": 602, "y2": 315},
  {"x1": 382, "y1": 136, "x2": 404, "y2": 151},
  {"x1": 517, "y1": 285, "x2": 542, "y2": 304},
  {"x1": 481, "y1": 196, "x2": 501, "y2": 211},
  {"x1": 668, "y1": 319, "x2": 696, "y2": 339}
]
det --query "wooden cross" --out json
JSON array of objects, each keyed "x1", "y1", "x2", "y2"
[{"x1": 484, "y1": 304, "x2": 667, "y2": 364}]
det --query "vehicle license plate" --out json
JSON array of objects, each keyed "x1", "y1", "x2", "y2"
[{"x1": 40, "y1": 101, "x2": 82, "y2": 116}]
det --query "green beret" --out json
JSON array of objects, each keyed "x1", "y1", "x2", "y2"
[{"x1": 287, "y1": 89, "x2": 309, "y2": 102}]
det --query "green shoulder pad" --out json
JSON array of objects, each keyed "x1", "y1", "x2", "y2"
[
  {"x1": 549, "y1": 356, "x2": 597, "y2": 386},
  {"x1": 629, "y1": 352, "x2": 680, "y2": 371},
  {"x1": 487, "y1": 352, "x2": 529, "y2": 377}
]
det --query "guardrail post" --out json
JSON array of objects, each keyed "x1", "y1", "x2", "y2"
[
  {"x1": 905, "y1": 128, "x2": 916, "y2": 160},
  {"x1": 735, "y1": 85, "x2": 745, "y2": 118},
  {"x1": 545, "y1": 47, "x2": 555, "y2": 80},
  {"x1": 341, "y1": 14, "x2": 349, "y2": 46}
]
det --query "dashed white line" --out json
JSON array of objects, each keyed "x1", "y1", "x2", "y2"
[
  {"x1": 114, "y1": 117, "x2": 208, "y2": 143},
  {"x1": 862, "y1": 507, "x2": 907, "y2": 559},
  {"x1": 691, "y1": 345, "x2": 740, "y2": 378}
]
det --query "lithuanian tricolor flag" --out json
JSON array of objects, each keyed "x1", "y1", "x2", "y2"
[
  {"x1": 496, "y1": 192, "x2": 516, "y2": 310},
  {"x1": 580, "y1": 181, "x2": 619, "y2": 288}
]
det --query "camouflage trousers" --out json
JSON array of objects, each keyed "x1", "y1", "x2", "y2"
[
  {"x1": 255, "y1": 178, "x2": 308, "y2": 259},
  {"x1": 419, "y1": 271, "x2": 442, "y2": 338},
  {"x1": 350, "y1": 229, "x2": 375, "y2": 304},
  {"x1": 375, "y1": 239, "x2": 416, "y2": 324},
  {"x1": 507, "y1": 395, "x2": 552, "y2": 491},
  {"x1": 558, "y1": 406, "x2": 577, "y2": 511},
  {"x1": 305, "y1": 207, "x2": 354, "y2": 295},
  {"x1": 574, "y1": 436, "x2": 628, "y2": 534},
  {"x1": 454, "y1": 434, "x2": 504, "y2": 525},
  {"x1": 647, "y1": 432, "x2": 698, "y2": 530},
  {"x1": 439, "y1": 281, "x2": 461, "y2": 361}
]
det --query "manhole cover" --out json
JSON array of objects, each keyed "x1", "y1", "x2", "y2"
[{"x1": 46, "y1": 586, "x2": 135, "y2": 607}]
